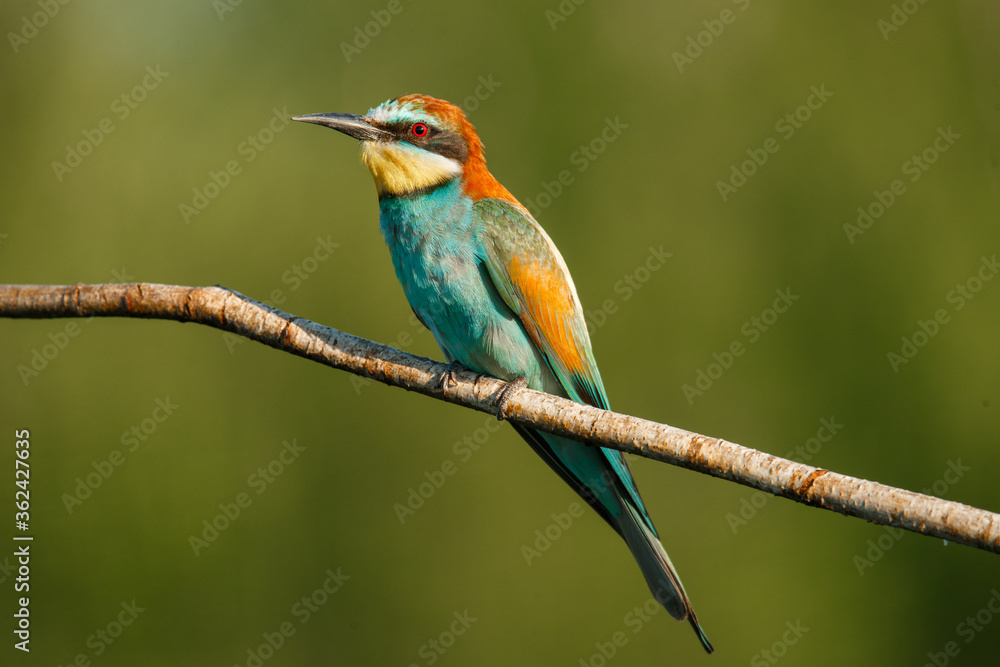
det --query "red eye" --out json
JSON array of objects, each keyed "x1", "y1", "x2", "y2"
[{"x1": 411, "y1": 123, "x2": 429, "y2": 137}]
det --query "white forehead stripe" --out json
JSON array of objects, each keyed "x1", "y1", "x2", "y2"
[{"x1": 367, "y1": 99, "x2": 434, "y2": 126}]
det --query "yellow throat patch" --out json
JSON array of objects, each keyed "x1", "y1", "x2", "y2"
[{"x1": 360, "y1": 141, "x2": 462, "y2": 197}]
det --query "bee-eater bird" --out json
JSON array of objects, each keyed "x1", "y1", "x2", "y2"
[{"x1": 293, "y1": 95, "x2": 712, "y2": 653}]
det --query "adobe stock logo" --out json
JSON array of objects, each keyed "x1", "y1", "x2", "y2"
[
  {"x1": 17, "y1": 267, "x2": 134, "y2": 385},
  {"x1": 584, "y1": 246, "x2": 672, "y2": 331},
  {"x1": 877, "y1": 0, "x2": 933, "y2": 41},
  {"x1": 62, "y1": 397, "x2": 180, "y2": 514},
  {"x1": 520, "y1": 502, "x2": 586, "y2": 566},
  {"x1": 222, "y1": 235, "x2": 341, "y2": 353},
  {"x1": 340, "y1": 0, "x2": 406, "y2": 63},
  {"x1": 671, "y1": 0, "x2": 753, "y2": 74},
  {"x1": 406, "y1": 610, "x2": 477, "y2": 667},
  {"x1": 8, "y1": 0, "x2": 73, "y2": 54},
  {"x1": 391, "y1": 416, "x2": 502, "y2": 524},
  {"x1": 886, "y1": 255, "x2": 997, "y2": 373},
  {"x1": 577, "y1": 594, "x2": 676, "y2": 666},
  {"x1": 51, "y1": 66, "x2": 170, "y2": 182},
  {"x1": 716, "y1": 85, "x2": 833, "y2": 202},
  {"x1": 55, "y1": 600, "x2": 145, "y2": 664},
  {"x1": 188, "y1": 439, "x2": 306, "y2": 555},
  {"x1": 544, "y1": 0, "x2": 590, "y2": 31},
  {"x1": 750, "y1": 620, "x2": 810, "y2": 667},
  {"x1": 725, "y1": 417, "x2": 843, "y2": 534},
  {"x1": 920, "y1": 589, "x2": 1000, "y2": 667},
  {"x1": 232, "y1": 566, "x2": 349, "y2": 667},
  {"x1": 853, "y1": 459, "x2": 970, "y2": 576},
  {"x1": 521, "y1": 116, "x2": 628, "y2": 219},
  {"x1": 213, "y1": 0, "x2": 246, "y2": 20},
  {"x1": 844, "y1": 126, "x2": 960, "y2": 244},
  {"x1": 16, "y1": 319, "x2": 92, "y2": 385},
  {"x1": 681, "y1": 287, "x2": 799, "y2": 404},
  {"x1": 178, "y1": 107, "x2": 292, "y2": 223},
  {"x1": 349, "y1": 311, "x2": 430, "y2": 393}
]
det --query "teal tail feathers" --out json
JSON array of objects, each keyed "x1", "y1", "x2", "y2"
[{"x1": 616, "y1": 497, "x2": 714, "y2": 654}]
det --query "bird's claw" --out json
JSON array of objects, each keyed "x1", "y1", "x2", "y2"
[
  {"x1": 437, "y1": 361, "x2": 465, "y2": 391},
  {"x1": 493, "y1": 377, "x2": 528, "y2": 422}
]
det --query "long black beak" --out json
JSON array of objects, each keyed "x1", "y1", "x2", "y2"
[{"x1": 291, "y1": 112, "x2": 392, "y2": 141}]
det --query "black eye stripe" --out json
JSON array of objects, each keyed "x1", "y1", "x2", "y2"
[
  {"x1": 427, "y1": 133, "x2": 468, "y2": 162},
  {"x1": 382, "y1": 121, "x2": 436, "y2": 138},
  {"x1": 376, "y1": 121, "x2": 469, "y2": 163}
]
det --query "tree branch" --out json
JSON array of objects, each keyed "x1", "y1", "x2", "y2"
[{"x1": 3, "y1": 282, "x2": 998, "y2": 554}]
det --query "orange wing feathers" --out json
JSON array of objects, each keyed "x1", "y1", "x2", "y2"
[{"x1": 506, "y1": 255, "x2": 588, "y2": 377}]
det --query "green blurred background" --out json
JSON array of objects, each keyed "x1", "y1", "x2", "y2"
[{"x1": 2, "y1": 1, "x2": 999, "y2": 665}]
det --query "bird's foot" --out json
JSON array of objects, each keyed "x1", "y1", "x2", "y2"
[
  {"x1": 493, "y1": 377, "x2": 528, "y2": 422},
  {"x1": 437, "y1": 361, "x2": 466, "y2": 391}
]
